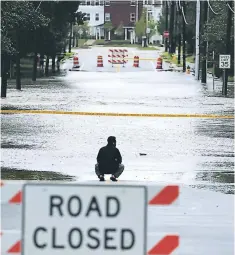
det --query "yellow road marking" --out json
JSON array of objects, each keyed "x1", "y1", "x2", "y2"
[
  {"x1": 125, "y1": 58, "x2": 157, "y2": 61},
  {"x1": 0, "y1": 110, "x2": 234, "y2": 119}
]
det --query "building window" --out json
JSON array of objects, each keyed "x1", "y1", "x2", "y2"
[
  {"x1": 130, "y1": 0, "x2": 136, "y2": 6},
  {"x1": 91, "y1": 1, "x2": 95, "y2": 6},
  {"x1": 105, "y1": 13, "x2": 110, "y2": 21},
  {"x1": 105, "y1": 0, "x2": 110, "y2": 6},
  {"x1": 130, "y1": 13, "x2": 135, "y2": 22},
  {"x1": 95, "y1": 13, "x2": 99, "y2": 21},
  {"x1": 100, "y1": 0, "x2": 104, "y2": 5},
  {"x1": 86, "y1": 13, "x2": 90, "y2": 21},
  {"x1": 87, "y1": 1, "x2": 91, "y2": 5},
  {"x1": 144, "y1": 0, "x2": 151, "y2": 5},
  {"x1": 95, "y1": 0, "x2": 99, "y2": 5}
]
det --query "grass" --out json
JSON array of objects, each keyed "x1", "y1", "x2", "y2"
[
  {"x1": 1, "y1": 167, "x2": 76, "y2": 181},
  {"x1": 60, "y1": 51, "x2": 76, "y2": 62},
  {"x1": 161, "y1": 52, "x2": 198, "y2": 67},
  {"x1": 94, "y1": 39, "x2": 160, "y2": 50},
  {"x1": 228, "y1": 76, "x2": 234, "y2": 82},
  {"x1": 102, "y1": 44, "x2": 136, "y2": 47},
  {"x1": 186, "y1": 55, "x2": 195, "y2": 63},
  {"x1": 137, "y1": 46, "x2": 159, "y2": 51},
  {"x1": 160, "y1": 52, "x2": 183, "y2": 67},
  {"x1": 207, "y1": 68, "x2": 234, "y2": 82}
]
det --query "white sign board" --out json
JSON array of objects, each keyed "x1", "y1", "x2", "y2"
[
  {"x1": 22, "y1": 184, "x2": 147, "y2": 255},
  {"x1": 146, "y1": 28, "x2": 150, "y2": 34},
  {"x1": 219, "y1": 55, "x2": 231, "y2": 69}
]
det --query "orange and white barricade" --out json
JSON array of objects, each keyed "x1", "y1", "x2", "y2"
[
  {"x1": 97, "y1": 55, "x2": 103, "y2": 67},
  {"x1": 108, "y1": 49, "x2": 128, "y2": 67},
  {"x1": 156, "y1": 57, "x2": 163, "y2": 69},
  {"x1": 133, "y1": 56, "x2": 140, "y2": 67}
]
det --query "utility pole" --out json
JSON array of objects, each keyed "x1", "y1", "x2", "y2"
[
  {"x1": 195, "y1": 0, "x2": 200, "y2": 80},
  {"x1": 182, "y1": 0, "x2": 186, "y2": 72},
  {"x1": 136, "y1": 0, "x2": 138, "y2": 43},
  {"x1": 223, "y1": 1, "x2": 233, "y2": 96},
  {"x1": 146, "y1": 7, "x2": 148, "y2": 47},
  {"x1": 169, "y1": 1, "x2": 175, "y2": 53},
  {"x1": 69, "y1": 22, "x2": 72, "y2": 53},
  {"x1": 165, "y1": 1, "x2": 169, "y2": 52},
  {"x1": 176, "y1": 2, "x2": 181, "y2": 65},
  {"x1": 201, "y1": 0, "x2": 208, "y2": 84}
]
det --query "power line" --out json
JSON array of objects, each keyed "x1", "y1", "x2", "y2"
[
  {"x1": 35, "y1": 1, "x2": 42, "y2": 12},
  {"x1": 207, "y1": 0, "x2": 219, "y2": 15},
  {"x1": 227, "y1": 2, "x2": 235, "y2": 14},
  {"x1": 179, "y1": 0, "x2": 189, "y2": 25},
  {"x1": 178, "y1": 0, "x2": 182, "y2": 9}
]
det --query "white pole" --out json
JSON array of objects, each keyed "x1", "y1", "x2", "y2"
[
  {"x1": 136, "y1": 0, "x2": 138, "y2": 22},
  {"x1": 212, "y1": 51, "x2": 215, "y2": 90},
  {"x1": 136, "y1": 0, "x2": 138, "y2": 43},
  {"x1": 195, "y1": 0, "x2": 200, "y2": 80}
]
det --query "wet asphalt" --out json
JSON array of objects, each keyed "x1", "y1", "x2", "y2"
[{"x1": 1, "y1": 46, "x2": 234, "y2": 254}]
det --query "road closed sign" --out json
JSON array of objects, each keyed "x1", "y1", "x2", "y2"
[{"x1": 22, "y1": 184, "x2": 147, "y2": 255}]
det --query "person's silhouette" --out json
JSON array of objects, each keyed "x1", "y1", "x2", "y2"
[{"x1": 95, "y1": 136, "x2": 124, "y2": 181}]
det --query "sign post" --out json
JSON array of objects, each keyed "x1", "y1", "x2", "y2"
[{"x1": 22, "y1": 184, "x2": 147, "y2": 255}]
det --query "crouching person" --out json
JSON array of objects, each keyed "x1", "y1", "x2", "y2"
[{"x1": 95, "y1": 136, "x2": 124, "y2": 181}]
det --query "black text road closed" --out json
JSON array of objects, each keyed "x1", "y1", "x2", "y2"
[{"x1": 22, "y1": 184, "x2": 147, "y2": 255}]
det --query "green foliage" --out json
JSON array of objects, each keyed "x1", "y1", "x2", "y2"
[
  {"x1": 115, "y1": 22, "x2": 124, "y2": 36},
  {"x1": 104, "y1": 21, "x2": 114, "y2": 31},
  {"x1": 1, "y1": 1, "x2": 49, "y2": 54},
  {"x1": 148, "y1": 19, "x2": 157, "y2": 39},
  {"x1": 75, "y1": 21, "x2": 90, "y2": 39},
  {"x1": 1, "y1": 1, "x2": 86, "y2": 56},
  {"x1": 135, "y1": 8, "x2": 146, "y2": 38}
]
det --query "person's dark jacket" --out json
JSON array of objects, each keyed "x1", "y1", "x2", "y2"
[{"x1": 97, "y1": 144, "x2": 122, "y2": 174}]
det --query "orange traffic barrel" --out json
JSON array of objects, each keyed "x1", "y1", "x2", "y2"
[
  {"x1": 73, "y1": 56, "x2": 79, "y2": 67},
  {"x1": 133, "y1": 56, "x2": 139, "y2": 67},
  {"x1": 97, "y1": 55, "x2": 103, "y2": 67},
  {"x1": 186, "y1": 65, "x2": 190, "y2": 74},
  {"x1": 156, "y1": 57, "x2": 163, "y2": 69}
]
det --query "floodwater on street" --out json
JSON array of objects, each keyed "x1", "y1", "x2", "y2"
[
  {"x1": 1, "y1": 47, "x2": 234, "y2": 193},
  {"x1": 1, "y1": 47, "x2": 234, "y2": 255}
]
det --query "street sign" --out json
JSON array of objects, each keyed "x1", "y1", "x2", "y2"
[
  {"x1": 219, "y1": 54, "x2": 231, "y2": 69},
  {"x1": 146, "y1": 28, "x2": 151, "y2": 34},
  {"x1": 163, "y1": 31, "x2": 169, "y2": 38},
  {"x1": 22, "y1": 184, "x2": 147, "y2": 255}
]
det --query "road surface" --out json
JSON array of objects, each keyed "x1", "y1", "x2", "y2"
[{"x1": 1, "y1": 46, "x2": 234, "y2": 255}]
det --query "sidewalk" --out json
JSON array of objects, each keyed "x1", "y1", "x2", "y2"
[
  {"x1": 163, "y1": 59, "x2": 234, "y2": 98},
  {"x1": 84, "y1": 39, "x2": 95, "y2": 46}
]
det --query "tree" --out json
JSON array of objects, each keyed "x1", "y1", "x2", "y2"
[
  {"x1": 79, "y1": 21, "x2": 90, "y2": 39},
  {"x1": 115, "y1": 21, "x2": 124, "y2": 37},
  {"x1": 1, "y1": 1, "x2": 86, "y2": 98},
  {"x1": 135, "y1": 9, "x2": 146, "y2": 39},
  {"x1": 148, "y1": 19, "x2": 158, "y2": 40},
  {"x1": 104, "y1": 21, "x2": 114, "y2": 40},
  {"x1": 1, "y1": 1, "x2": 49, "y2": 97}
]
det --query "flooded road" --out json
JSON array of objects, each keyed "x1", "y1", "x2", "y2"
[
  {"x1": 1, "y1": 47, "x2": 234, "y2": 255},
  {"x1": 1, "y1": 47, "x2": 234, "y2": 193}
]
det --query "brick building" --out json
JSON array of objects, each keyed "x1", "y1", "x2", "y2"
[{"x1": 104, "y1": 0, "x2": 143, "y2": 41}]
